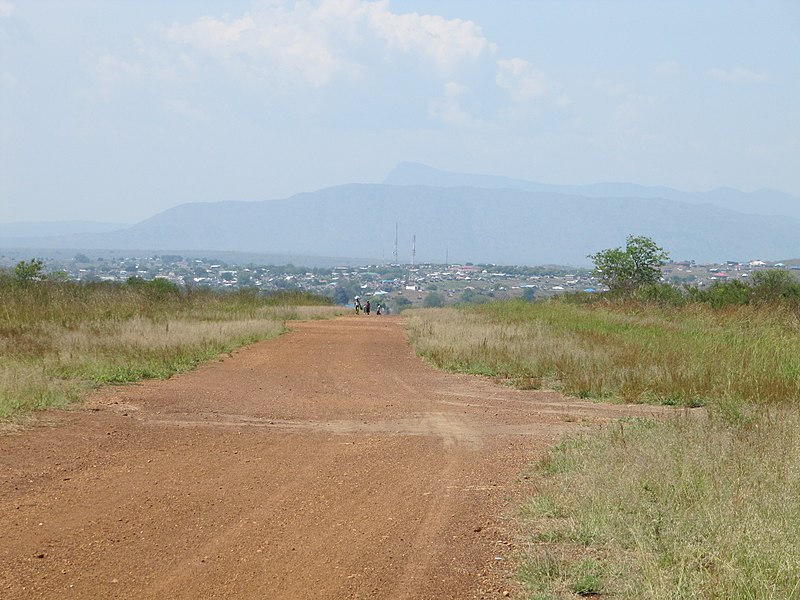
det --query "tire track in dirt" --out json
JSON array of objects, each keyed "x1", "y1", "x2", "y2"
[{"x1": 1, "y1": 316, "x2": 667, "y2": 599}]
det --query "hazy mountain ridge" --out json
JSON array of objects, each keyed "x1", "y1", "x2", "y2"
[
  {"x1": 3, "y1": 182, "x2": 799, "y2": 266},
  {"x1": 385, "y1": 162, "x2": 800, "y2": 220}
]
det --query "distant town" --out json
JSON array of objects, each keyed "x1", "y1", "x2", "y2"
[{"x1": 1, "y1": 250, "x2": 798, "y2": 311}]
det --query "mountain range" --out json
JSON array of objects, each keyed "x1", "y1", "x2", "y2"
[
  {"x1": 2, "y1": 163, "x2": 799, "y2": 266},
  {"x1": 386, "y1": 162, "x2": 800, "y2": 220}
]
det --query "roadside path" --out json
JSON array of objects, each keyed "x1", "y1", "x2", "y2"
[{"x1": 1, "y1": 316, "x2": 661, "y2": 599}]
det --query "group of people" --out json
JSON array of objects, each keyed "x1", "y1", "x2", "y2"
[{"x1": 354, "y1": 296, "x2": 384, "y2": 316}]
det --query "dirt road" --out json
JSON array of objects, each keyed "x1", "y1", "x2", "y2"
[{"x1": 1, "y1": 316, "x2": 661, "y2": 599}]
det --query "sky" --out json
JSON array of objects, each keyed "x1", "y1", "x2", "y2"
[{"x1": 1, "y1": 0, "x2": 798, "y2": 224}]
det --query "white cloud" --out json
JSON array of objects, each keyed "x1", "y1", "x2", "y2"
[
  {"x1": 164, "y1": 15, "x2": 255, "y2": 57},
  {"x1": 160, "y1": 0, "x2": 495, "y2": 87},
  {"x1": 162, "y1": 11, "x2": 358, "y2": 87},
  {"x1": 428, "y1": 81, "x2": 477, "y2": 126},
  {"x1": 0, "y1": 1, "x2": 14, "y2": 19},
  {"x1": 707, "y1": 67, "x2": 768, "y2": 84},
  {"x1": 366, "y1": 1, "x2": 495, "y2": 70},
  {"x1": 496, "y1": 57, "x2": 549, "y2": 103}
]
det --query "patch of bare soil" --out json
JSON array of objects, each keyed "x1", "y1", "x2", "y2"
[{"x1": 0, "y1": 316, "x2": 664, "y2": 599}]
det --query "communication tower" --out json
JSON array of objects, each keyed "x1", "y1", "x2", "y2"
[{"x1": 393, "y1": 222, "x2": 398, "y2": 265}]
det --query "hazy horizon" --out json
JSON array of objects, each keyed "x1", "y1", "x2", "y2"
[
  {"x1": 2, "y1": 1, "x2": 799, "y2": 224},
  {"x1": 4, "y1": 160, "x2": 800, "y2": 228}
]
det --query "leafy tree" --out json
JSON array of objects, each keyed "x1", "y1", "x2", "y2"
[
  {"x1": 589, "y1": 235, "x2": 669, "y2": 293},
  {"x1": 332, "y1": 282, "x2": 360, "y2": 305},
  {"x1": 422, "y1": 292, "x2": 445, "y2": 308},
  {"x1": 147, "y1": 278, "x2": 180, "y2": 298},
  {"x1": 750, "y1": 269, "x2": 800, "y2": 303},
  {"x1": 390, "y1": 296, "x2": 412, "y2": 313},
  {"x1": 459, "y1": 289, "x2": 490, "y2": 304},
  {"x1": 459, "y1": 289, "x2": 477, "y2": 303},
  {"x1": 13, "y1": 259, "x2": 45, "y2": 282}
]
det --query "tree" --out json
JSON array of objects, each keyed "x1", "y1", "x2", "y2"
[
  {"x1": 13, "y1": 258, "x2": 45, "y2": 282},
  {"x1": 422, "y1": 292, "x2": 445, "y2": 308},
  {"x1": 459, "y1": 289, "x2": 490, "y2": 304},
  {"x1": 589, "y1": 235, "x2": 669, "y2": 293},
  {"x1": 332, "y1": 282, "x2": 360, "y2": 305},
  {"x1": 750, "y1": 269, "x2": 800, "y2": 303},
  {"x1": 391, "y1": 296, "x2": 412, "y2": 313}
]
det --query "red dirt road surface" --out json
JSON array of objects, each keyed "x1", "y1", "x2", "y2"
[{"x1": 1, "y1": 316, "x2": 661, "y2": 599}]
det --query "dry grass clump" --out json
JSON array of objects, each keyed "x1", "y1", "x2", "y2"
[
  {"x1": 0, "y1": 279, "x2": 342, "y2": 418},
  {"x1": 405, "y1": 302, "x2": 800, "y2": 407}
]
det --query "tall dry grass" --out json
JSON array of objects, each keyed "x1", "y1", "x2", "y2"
[
  {"x1": 404, "y1": 299, "x2": 800, "y2": 598},
  {"x1": 406, "y1": 301, "x2": 800, "y2": 409},
  {"x1": 0, "y1": 279, "x2": 342, "y2": 418}
]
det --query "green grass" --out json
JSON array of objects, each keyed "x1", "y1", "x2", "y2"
[
  {"x1": 405, "y1": 298, "x2": 800, "y2": 599},
  {"x1": 406, "y1": 299, "x2": 800, "y2": 408},
  {"x1": 0, "y1": 277, "x2": 342, "y2": 418},
  {"x1": 517, "y1": 411, "x2": 800, "y2": 598}
]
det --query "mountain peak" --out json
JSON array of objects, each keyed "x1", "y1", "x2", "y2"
[
  {"x1": 383, "y1": 162, "x2": 454, "y2": 185},
  {"x1": 383, "y1": 162, "x2": 544, "y2": 191}
]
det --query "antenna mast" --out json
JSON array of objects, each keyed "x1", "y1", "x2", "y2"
[
  {"x1": 412, "y1": 235, "x2": 416, "y2": 267},
  {"x1": 393, "y1": 222, "x2": 398, "y2": 265}
]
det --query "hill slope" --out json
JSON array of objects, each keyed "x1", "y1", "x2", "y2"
[{"x1": 4, "y1": 184, "x2": 799, "y2": 265}]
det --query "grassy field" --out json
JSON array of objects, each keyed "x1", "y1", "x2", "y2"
[
  {"x1": 0, "y1": 278, "x2": 342, "y2": 418},
  {"x1": 406, "y1": 300, "x2": 800, "y2": 411},
  {"x1": 405, "y1": 299, "x2": 800, "y2": 598}
]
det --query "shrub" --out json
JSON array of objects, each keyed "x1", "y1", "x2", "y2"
[
  {"x1": 684, "y1": 271, "x2": 800, "y2": 308},
  {"x1": 423, "y1": 292, "x2": 445, "y2": 308},
  {"x1": 750, "y1": 269, "x2": 800, "y2": 304},
  {"x1": 688, "y1": 279, "x2": 751, "y2": 308},
  {"x1": 13, "y1": 259, "x2": 45, "y2": 282},
  {"x1": 391, "y1": 296, "x2": 413, "y2": 313},
  {"x1": 633, "y1": 282, "x2": 685, "y2": 305}
]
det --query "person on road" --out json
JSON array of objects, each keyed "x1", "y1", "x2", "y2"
[
  {"x1": 365, "y1": 300, "x2": 371, "y2": 315},
  {"x1": 354, "y1": 296, "x2": 362, "y2": 315}
]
